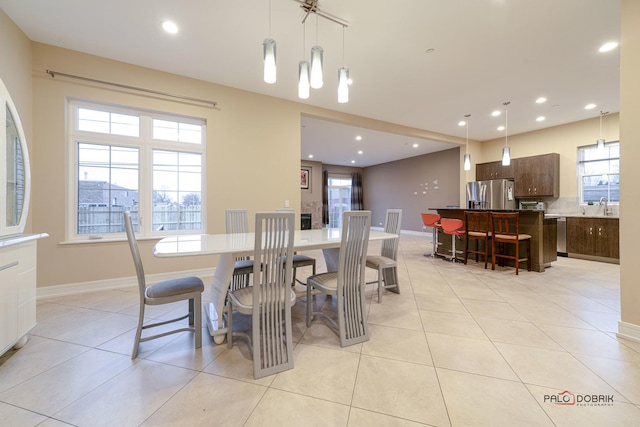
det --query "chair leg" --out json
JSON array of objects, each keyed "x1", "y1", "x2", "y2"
[
  {"x1": 515, "y1": 240, "x2": 519, "y2": 275},
  {"x1": 306, "y1": 282, "x2": 313, "y2": 327},
  {"x1": 226, "y1": 300, "x2": 233, "y2": 349},
  {"x1": 194, "y1": 294, "x2": 202, "y2": 349},
  {"x1": 464, "y1": 235, "x2": 469, "y2": 265},
  {"x1": 131, "y1": 302, "x2": 145, "y2": 359},
  {"x1": 188, "y1": 298, "x2": 195, "y2": 325},
  {"x1": 377, "y1": 266, "x2": 383, "y2": 303},
  {"x1": 491, "y1": 239, "x2": 496, "y2": 270},
  {"x1": 451, "y1": 235, "x2": 456, "y2": 262}
]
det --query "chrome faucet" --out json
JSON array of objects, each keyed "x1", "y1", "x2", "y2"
[{"x1": 599, "y1": 197, "x2": 610, "y2": 216}]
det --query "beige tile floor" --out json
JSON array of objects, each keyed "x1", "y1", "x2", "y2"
[{"x1": 1, "y1": 233, "x2": 640, "y2": 426}]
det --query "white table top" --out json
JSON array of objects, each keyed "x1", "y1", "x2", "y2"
[{"x1": 153, "y1": 228, "x2": 397, "y2": 258}]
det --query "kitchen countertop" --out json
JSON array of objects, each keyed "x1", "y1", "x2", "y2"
[{"x1": 544, "y1": 213, "x2": 619, "y2": 219}]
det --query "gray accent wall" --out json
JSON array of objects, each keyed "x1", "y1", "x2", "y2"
[{"x1": 363, "y1": 147, "x2": 461, "y2": 231}]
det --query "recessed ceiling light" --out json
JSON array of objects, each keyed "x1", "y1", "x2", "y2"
[
  {"x1": 308, "y1": 154, "x2": 314, "y2": 159},
  {"x1": 497, "y1": 125, "x2": 505, "y2": 131},
  {"x1": 355, "y1": 135, "x2": 362, "y2": 141},
  {"x1": 351, "y1": 160, "x2": 356, "y2": 164},
  {"x1": 598, "y1": 41, "x2": 618, "y2": 52},
  {"x1": 458, "y1": 120, "x2": 466, "y2": 127},
  {"x1": 492, "y1": 110, "x2": 501, "y2": 117},
  {"x1": 357, "y1": 150, "x2": 363, "y2": 155},
  {"x1": 536, "y1": 116, "x2": 546, "y2": 122},
  {"x1": 162, "y1": 21, "x2": 179, "y2": 34},
  {"x1": 585, "y1": 103, "x2": 597, "y2": 110},
  {"x1": 412, "y1": 143, "x2": 419, "y2": 148},
  {"x1": 536, "y1": 97, "x2": 547, "y2": 104}
]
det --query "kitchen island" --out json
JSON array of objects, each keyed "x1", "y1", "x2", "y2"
[{"x1": 432, "y1": 208, "x2": 557, "y2": 272}]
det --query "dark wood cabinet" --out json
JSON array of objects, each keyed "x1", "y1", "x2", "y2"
[
  {"x1": 567, "y1": 217, "x2": 619, "y2": 259},
  {"x1": 475, "y1": 161, "x2": 514, "y2": 181},
  {"x1": 513, "y1": 153, "x2": 560, "y2": 198}
]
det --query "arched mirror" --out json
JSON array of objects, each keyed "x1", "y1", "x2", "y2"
[{"x1": 1, "y1": 77, "x2": 31, "y2": 237}]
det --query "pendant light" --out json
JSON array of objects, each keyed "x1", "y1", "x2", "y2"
[
  {"x1": 463, "y1": 114, "x2": 471, "y2": 171},
  {"x1": 338, "y1": 26, "x2": 349, "y2": 103},
  {"x1": 310, "y1": 13, "x2": 324, "y2": 89},
  {"x1": 263, "y1": 0, "x2": 276, "y2": 84},
  {"x1": 298, "y1": 23, "x2": 310, "y2": 99},
  {"x1": 502, "y1": 101, "x2": 511, "y2": 166},
  {"x1": 597, "y1": 111, "x2": 608, "y2": 151}
]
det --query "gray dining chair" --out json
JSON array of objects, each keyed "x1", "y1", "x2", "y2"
[
  {"x1": 306, "y1": 210, "x2": 371, "y2": 347},
  {"x1": 226, "y1": 209, "x2": 253, "y2": 291},
  {"x1": 124, "y1": 211, "x2": 204, "y2": 359},
  {"x1": 226, "y1": 211, "x2": 296, "y2": 378},
  {"x1": 366, "y1": 209, "x2": 402, "y2": 302},
  {"x1": 276, "y1": 208, "x2": 317, "y2": 286}
]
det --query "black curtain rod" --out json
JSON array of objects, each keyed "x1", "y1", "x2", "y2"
[{"x1": 46, "y1": 70, "x2": 218, "y2": 108}]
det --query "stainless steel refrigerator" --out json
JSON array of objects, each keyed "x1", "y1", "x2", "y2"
[{"x1": 466, "y1": 179, "x2": 516, "y2": 210}]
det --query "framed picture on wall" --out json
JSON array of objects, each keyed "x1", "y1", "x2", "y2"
[{"x1": 301, "y1": 168, "x2": 310, "y2": 189}]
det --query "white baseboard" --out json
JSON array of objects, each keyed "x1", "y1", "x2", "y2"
[
  {"x1": 617, "y1": 321, "x2": 640, "y2": 343},
  {"x1": 37, "y1": 267, "x2": 215, "y2": 299}
]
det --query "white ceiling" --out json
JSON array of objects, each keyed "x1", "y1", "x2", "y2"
[{"x1": 0, "y1": 0, "x2": 621, "y2": 167}]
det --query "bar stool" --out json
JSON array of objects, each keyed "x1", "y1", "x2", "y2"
[
  {"x1": 440, "y1": 218, "x2": 465, "y2": 263},
  {"x1": 464, "y1": 211, "x2": 491, "y2": 269},
  {"x1": 490, "y1": 212, "x2": 531, "y2": 275},
  {"x1": 421, "y1": 213, "x2": 442, "y2": 257}
]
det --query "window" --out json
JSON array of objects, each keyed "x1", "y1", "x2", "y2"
[
  {"x1": 327, "y1": 176, "x2": 352, "y2": 228},
  {"x1": 578, "y1": 142, "x2": 619, "y2": 204},
  {"x1": 69, "y1": 101, "x2": 206, "y2": 239}
]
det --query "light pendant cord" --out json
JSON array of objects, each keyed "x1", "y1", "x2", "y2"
[
  {"x1": 503, "y1": 101, "x2": 511, "y2": 147},
  {"x1": 268, "y1": 0, "x2": 272, "y2": 36},
  {"x1": 465, "y1": 114, "x2": 470, "y2": 153},
  {"x1": 342, "y1": 26, "x2": 345, "y2": 64},
  {"x1": 599, "y1": 110, "x2": 603, "y2": 139}
]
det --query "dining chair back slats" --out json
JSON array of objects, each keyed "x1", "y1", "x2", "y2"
[
  {"x1": 307, "y1": 210, "x2": 371, "y2": 347},
  {"x1": 226, "y1": 209, "x2": 253, "y2": 292},
  {"x1": 366, "y1": 209, "x2": 402, "y2": 302},
  {"x1": 227, "y1": 212, "x2": 296, "y2": 378},
  {"x1": 252, "y1": 212, "x2": 295, "y2": 377}
]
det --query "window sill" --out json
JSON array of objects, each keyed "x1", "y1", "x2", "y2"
[{"x1": 59, "y1": 235, "x2": 163, "y2": 245}]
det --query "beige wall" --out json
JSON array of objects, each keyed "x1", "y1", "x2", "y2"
[
  {"x1": 30, "y1": 43, "x2": 303, "y2": 287},
  {"x1": 620, "y1": 0, "x2": 639, "y2": 327},
  {"x1": 2, "y1": 13, "x2": 457, "y2": 289},
  {"x1": 363, "y1": 148, "x2": 461, "y2": 231}
]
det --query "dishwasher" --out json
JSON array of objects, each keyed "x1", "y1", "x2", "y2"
[{"x1": 557, "y1": 217, "x2": 567, "y2": 256}]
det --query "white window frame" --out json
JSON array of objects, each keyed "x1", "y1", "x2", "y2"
[
  {"x1": 66, "y1": 99, "x2": 206, "y2": 241},
  {"x1": 577, "y1": 141, "x2": 619, "y2": 205}
]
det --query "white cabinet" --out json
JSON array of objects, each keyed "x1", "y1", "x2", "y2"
[{"x1": 0, "y1": 236, "x2": 46, "y2": 356}]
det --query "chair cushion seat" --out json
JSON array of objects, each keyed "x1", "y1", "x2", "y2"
[
  {"x1": 494, "y1": 233, "x2": 531, "y2": 241},
  {"x1": 366, "y1": 255, "x2": 397, "y2": 269},
  {"x1": 285, "y1": 254, "x2": 316, "y2": 267},
  {"x1": 147, "y1": 276, "x2": 204, "y2": 298},
  {"x1": 468, "y1": 231, "x2": 491, "y2": 237},
  {"x1": 307, "y1": 272, "x2": 339, "y2": 294},
  {"x1": 229, "y1": 285, "x2": 297, "y2": 312}
]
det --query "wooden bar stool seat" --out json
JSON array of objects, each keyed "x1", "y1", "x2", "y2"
[
  {"x1": 490, "y1": 212, "x2": 531, "y2": 275},
  {"x1": 464, "y1": 211, "x2": 492, "y2": 269}
]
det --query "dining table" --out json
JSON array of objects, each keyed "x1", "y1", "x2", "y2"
[{"x1": 153, "y1": 228, "x2": 399, "y2": 344}]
